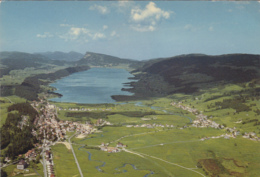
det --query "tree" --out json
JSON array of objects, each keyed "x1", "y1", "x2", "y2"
[
  {"x1": 1, "y1": 169, "x2": 7, "y2": 177},
  {"x1": 35, "y1": 154, "x2": 41, "y2": 164}
]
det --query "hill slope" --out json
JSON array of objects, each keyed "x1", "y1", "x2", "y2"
[
  {"x1": 0, "y1": 52, "x2": 67, "y2": 77},
  {"x1": 36, "y1": 51, "x2": 84, "y2": 61},
  {"x1": 113, "y1": 54, "x2": 260, "y2": 101},
  {"x1": 77, "y1": 52, "x2": 143, "y2": 69}
]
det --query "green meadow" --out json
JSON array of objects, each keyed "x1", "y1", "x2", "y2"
[
  {"x1": 169, "y1": 83, "x2": 260, "y2": 134},
  {"x1": 73, "y1": 145, "x2": 158, "y2": 177},
  {"x1": 3, "y1": 162, "x2": 44, "y2": 177},
  {"x1": 0, "y1": 96, "x2": 26, "y2": 127},
  {"x1": 52, "y1": 143, "x2": 79, "y2": 177},
  {"x1": 2, "y1": 81, "x2": 259, "y2": 176},
  {"x1": 50, "y1": 82, "x2": 260, "y2": 177}
]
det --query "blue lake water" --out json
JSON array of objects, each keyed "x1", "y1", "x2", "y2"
[{"x1": 49, "y1": 68, "x2": 135, "y2": 104}]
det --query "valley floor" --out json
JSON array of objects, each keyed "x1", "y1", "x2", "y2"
[{"x1": 1, "y1": 83, "x2": 260, "y2": 177}]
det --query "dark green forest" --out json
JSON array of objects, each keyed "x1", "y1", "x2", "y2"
[{"x1": 0, "y1": 103, "x2": 38, "y2": 159}]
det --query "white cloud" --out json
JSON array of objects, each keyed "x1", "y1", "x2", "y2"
[
  {"x1": 71, "y1": 27, "x2": 89, "y2": 39},
  {"x1": 110, "y1": 31, "x2": 117, "y2": 37},
  {"x1": 36, "y1": 32, "x2": 53, "y2": 38},
  {"x1": 59, "y1": 27, "x2": 106, "y2": 42},
  {"x1": 130, "y1": 2, "x2": 172, "y2": 32},
  {"x1": 131, "y1": 24, "x2": 155, "y2": 32},
  {"x1": 92, "y1": 32, "x2": 106, "y2": 40},
  {"x1": 89, "y1": 4, "x2": 109, "y2": 14},
  {"x1": 103, "y1": 25, "x2": 108, "y2": 30},
  {"x1": 59, "y1": 27, "x2": 89, "y2": 41},
  {"x1": 209, "y1": 26, "x2": 214, "y2": 32},
  {"x1": 131, "y1": 2, "x2": 170, "y2": 22}
]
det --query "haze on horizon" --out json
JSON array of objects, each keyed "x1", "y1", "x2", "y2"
[{"x1": 1, "y1": 1, "x2": 260, "y2": 60}]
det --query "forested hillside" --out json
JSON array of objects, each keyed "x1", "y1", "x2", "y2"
[
  {"x1": 77, "y1": 52, "x2": 143, "y2": 69},
  {"x1": 0, "y1": 103, "x2": 38, "y2": 159},
  {"x1": 113, "y1": 54, "x2": 260, "y2": 101}
]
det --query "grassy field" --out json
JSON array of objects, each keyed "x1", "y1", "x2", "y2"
[
  {"x1": 73, "y1": 126, "x2": 156, "y2": 146},
  {"x1": 0, "y1": 66, "x2": 68, "y2": 86},
  {"x1": 168, "y1": 83, "x2": 260, "y2": 134},
  {"x1": 50, "y1": 87, "x2": 260, "y2": 177},
  {"x1": 70, "y1": 125, "x2": 260, "y2": 177},
  {"x1": 52, "y1": 143, "x2": 79, "y2": 177},
  {"x1": 73, "y1": 144, "x2": 200, "y2": 177},
  {"x1": 134, "y1": 137, "x2": 260, "y2": 177},
  {"x1": 0, "y1": 96, "x2": 26, "y2": 127},
  {"x1": 3, "y1": 162, "x2": 43, "y2": 177},
  {"x1": 2, "y1": 82, "x2": 259, "y2": 177}
]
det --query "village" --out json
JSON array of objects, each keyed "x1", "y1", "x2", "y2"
[
  {"x1": 171, "y1": 101, "x2": 260, "y2": 142},
  {"x1": 2, "y1": 98, "x2": 259, "y2": 177},
  {"x1": 125, "y1": 123, "x2": 174, "y2": 128},
  {"x1": 1, "y1": 99, "x2": 101, "y2": 177}
]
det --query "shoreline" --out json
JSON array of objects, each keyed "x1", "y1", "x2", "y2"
[
  {"x1": 48, "y1": 67, "x2": 139, "y2": 104},
  {"x1": 14, "y1": 65, "x2": 90, "y2": 101}
]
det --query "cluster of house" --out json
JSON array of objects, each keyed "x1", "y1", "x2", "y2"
[
  {"x1": 24, "y1": 148, "x2": 37, "y2": 161},
  {"x1": 45, "y1": 148, "x2": 55, "y2": 177},
  {"x1": 242, "y1": 132, "x2": 260, "y2": 141},
  {"x1": 31, "y1": 102, "x2": 95, "y2": 142},
  {"x1": 192, "y1": 117, "x2": 224, "y2": 129},
  {"x1": 200, "y1": 134, "x2": 236, "y2": 141},
  {"x1": 100, "y1": 142, "x2": 127, "y2": 153},
  {"x1": 172, "y1": 101, "x2": 224, "y2": 129},
  {"x1": 171, "y1": 101, "x2": 244, "y2": 138},
  {"x1": 200, "y1": 128, "x2": 241, "y2": 141},
  {"x1": 126, "y1": 123, "x2": 174, "y2": 128},
  {"x1": 17, "y1": 160, "x2": 28, "y2": 170},
  {"x1": 171, "y1": 101, "x2": 199, "y2": 114},
  {"x1": 15, "y1": 145, "x2": 56, "y2": 177},
  {"x1": 57, "y1": 107, "x2": 112, "y2": 112},
  {"x1": 95, "y1": 118, "x2": 112, "y2": 126}
]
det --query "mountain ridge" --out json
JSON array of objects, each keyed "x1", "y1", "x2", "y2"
[
  {"x1": 35, "y1": 51, "x2": 84, "y2": 61},
  {"x1": 77, "y1": 51, "x2": 143, "y2": 69},
  {"x1": 112, "y1": 53, "x2": 260, "y2": 101}
]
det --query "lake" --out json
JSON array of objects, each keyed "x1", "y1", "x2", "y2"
[{"x1": 49, "y1": 68, "x2": 135, "y2": 104}]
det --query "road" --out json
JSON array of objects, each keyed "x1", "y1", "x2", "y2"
[
  {"x1": 4, "y1": 97, "x2": 14, "y2": 103},
  {"x1": 0, "y1": 160, "x2": 19, "y2": 169},
  {"x1": 69, "y1": 133, "x2": 84, "y2": 177},
  {"x1": 42, "y1": 131, "x2": 47, "y2": 177},
  {"x1": 42, "y1": 149, "x2": 47, "y2": 177},
  {"x1": 123, "y1": 148, "x2": 206, "y2": 177}
]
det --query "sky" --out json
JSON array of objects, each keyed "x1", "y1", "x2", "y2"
[{"x1": 1, "y1": 1, "x2": 260, "y2": 60}]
